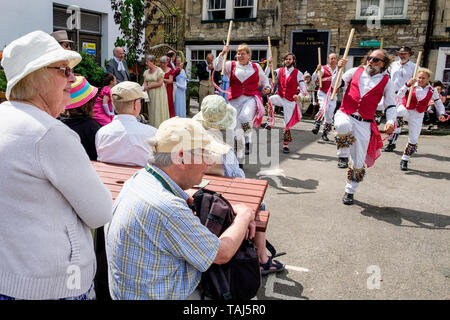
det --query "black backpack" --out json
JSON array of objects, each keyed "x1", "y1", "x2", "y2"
[{"x1": 192, "y1": 188, "x2": 261, "y2": 300}]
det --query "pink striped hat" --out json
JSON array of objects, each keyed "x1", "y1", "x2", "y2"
[{"x1": 65, "y1": 76, "x2": 98, "y2": 109}]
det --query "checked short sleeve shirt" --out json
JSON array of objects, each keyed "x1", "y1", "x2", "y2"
[{"x1": 106, "y1": 165, "x2": 220, "y2": 300}]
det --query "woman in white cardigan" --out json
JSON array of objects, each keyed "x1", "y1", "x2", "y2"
[{"x1": 0, "y1": 31, "x2": 112, "y2": 300}]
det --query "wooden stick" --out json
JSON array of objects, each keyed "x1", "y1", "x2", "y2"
[
  {"x1": 380, "y1": 38, "x2": 384, "y2": 49},
  {"x1": 318, "y1": 47, "x2": 322, "y2": 88},
  {"x1": 406, "y1": 51, "x2": 422, "y2": 109},
  {"x1": 221, "y1": 20, "x2": 233, "y2": 76},
  {"x1": 268, "y1": 36, "x2": 275, "y2": 83},
  {"x1": 331, "y1": 28, "x2": 355, "y2": 101}
]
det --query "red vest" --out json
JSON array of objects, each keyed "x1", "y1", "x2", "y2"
[
  {"x1": 320, "y1": 65, "x2": 334, "y2": 94},
  {"x1": 402, "y1": 86, "x2": 433, "y2": 113},
  {"x1": 340, "y1": 67, "x2": 389, "y2": 120},
  {"x1": 277, "y1": 67, "x2": 299, "y2": 102},
  {"x1": 229, "y1": 61, "x2": 261, "y2": 100}
]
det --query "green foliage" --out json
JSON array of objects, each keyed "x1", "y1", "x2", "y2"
[
  {"x1": 0, "y1": 69, "x2": 6, "y2": 92},
  {"x1": 73, "y1": 52, "x2": 106, "y2": 88},
  {"x1": 187, "y1": 80, "x2": 199, "y2": 98}
]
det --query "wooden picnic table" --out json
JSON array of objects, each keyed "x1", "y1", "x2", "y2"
[{"x1": 91, "y1": 161, "x2": 270, "y2": 232}]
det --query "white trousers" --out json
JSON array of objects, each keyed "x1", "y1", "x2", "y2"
[
  {"x1": 396, "y1": 105, "x2": 424, "y2": 161},
  {"x1": 269, "y1": 94, "x2": 297, "y2": 127},
  {"x1": 229, "y1": 95, "x2": 257, "y2": 159},
  {"x1": 317, "y1": 90, "x2": 337, "y2": 125},
  {"x1": 334, "y1": 110, "x2": 371, "y2": 194}
]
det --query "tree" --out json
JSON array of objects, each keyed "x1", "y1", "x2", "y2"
[{"x1": 110, "y1": 0, "x2": 180, "y2": 69}]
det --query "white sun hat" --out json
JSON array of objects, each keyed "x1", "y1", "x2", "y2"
[
  {"x1": 1, "y1": 30, "x2": 82, "y2": 100},
  {"x1": 193, "y1": 94, "x2": 237, "y2": 130}
]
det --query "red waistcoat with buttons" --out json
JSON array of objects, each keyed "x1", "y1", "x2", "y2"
[
  {"x1": 402, "y1": 86, "x2": 434, "y2": 113},
  {"x1": 320, "y1": 65, "x2": 334, "y2": 94},
  {"x1": 229, "y1": 61, "x2": 261, "y2": 100},
  {"x1": 340, "y1": 67, "x2": 389, "y2": 120},
  {"x1": 277, "y1": 67, "x2": 299, "y2": 102}
]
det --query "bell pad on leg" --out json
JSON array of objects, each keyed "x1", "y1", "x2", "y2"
[
  {"x1": 335, "y1": 133, "x2": 356, "y2": 149},
  {"x1": 347, "y1": 167, "x2": 366, "y2": 183}
]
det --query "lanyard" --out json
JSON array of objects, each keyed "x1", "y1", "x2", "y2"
[{"x1": 145, "y1": 165, "x2": 175, "y2": 195}]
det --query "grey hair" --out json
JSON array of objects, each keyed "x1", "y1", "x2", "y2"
[
  {"x1": 145, "y1": 55, "x2": 156, "y2": 63},
  {"x1": 160, "y1": 56, "x2": 168, "y2": 64},
  {"x1": 146, "y1": 137, "x2": 174, "y2": 167}
]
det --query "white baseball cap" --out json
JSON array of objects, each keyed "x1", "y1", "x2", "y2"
[{"x1": 1, "y1": 30, "x2": 82, "y2": 100}]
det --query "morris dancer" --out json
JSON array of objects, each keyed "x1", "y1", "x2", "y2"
[
  {"x1": 333, "y1": 49, "x2": 396, "y2": 205},
  {"x1": 384, "y1": 46, "x2": 417, "y2": 152},
  {"x1": 214, "y1": 44, "x2": 271, "y2": 161},
  {"x1": 265, "y1": 53, "x2": 307, "y2": 153},
  {"x1": 395, "y1": 68, "x2": 447, "y2": 171},
  {"x1": 311, "y1": 53, "x2": 339, "y2": 141}
]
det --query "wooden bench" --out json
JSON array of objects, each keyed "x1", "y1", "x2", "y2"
[{"x1": 91, "y1": 161, "x2": 270, "y2": 232}]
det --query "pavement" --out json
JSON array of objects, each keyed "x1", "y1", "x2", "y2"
[{"x1": 189, "y1": 100, "x2": 450, "y2": 300}]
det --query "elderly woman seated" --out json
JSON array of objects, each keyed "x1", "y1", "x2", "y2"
[{"x1": 0, "y1": 31, "x2": 112, "y2": 300}]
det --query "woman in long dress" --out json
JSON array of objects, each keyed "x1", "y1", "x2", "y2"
[
  {"x1": 160, "y1": 56, "x2": 175, "y2": 118},
  {"x1": 174, "y1": 56, "x2": 187, "y2": 117},
  {"x1": 143, "y1": 55, "x2": 169, "y2": 128}
]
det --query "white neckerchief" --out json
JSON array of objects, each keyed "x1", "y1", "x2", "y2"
[{"x1": 114, "y1": 57, "x2": 125, "y2": 72}]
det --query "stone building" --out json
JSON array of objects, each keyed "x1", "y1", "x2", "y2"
[
  {"x1": 146, "y1": 1, "x2": 448, "y2": 86},
  {"x1": 425, "y1": 0, "x2": 450, "y2": 88}
]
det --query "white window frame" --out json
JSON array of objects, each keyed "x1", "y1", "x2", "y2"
[
  {"x1": 435, "y1": 47, "x2": 450, "y2": 88},
  {"x1": 202, "y1": 0, "x2": 258, "y2": 20},
  {"x1": 355, "y1": 0, "x2": 408, "y2": 20},
  {"x1": 185, "y1": 44, "x2": 267, "y2": 80}
]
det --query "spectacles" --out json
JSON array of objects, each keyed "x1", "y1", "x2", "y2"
[
  {"x1": 47, "y1": 66, "x2": 73, "y2": 78},
  {"x1": 367, "y1": 56, "x2": 382, "y2": 63},
  {"x1": 61, "y1": 42, "x2": 71, "y2": 49}
]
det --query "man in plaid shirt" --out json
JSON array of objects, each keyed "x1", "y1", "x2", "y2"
[{"x1": 106, "y1": 117, "x2": 256, "y2": 299}]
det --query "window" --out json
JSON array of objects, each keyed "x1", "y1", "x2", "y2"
[
  {"x1": 234, "y1": 0, "x2": 254, "y2": 19},
  {"x1": 190, "y1": 49, "x2": 212, "y2": 79},
  {"x1": 208, "y1": 0, "x2": 226, "y2": 20},
  {"x1": 356, "y1": 0, "x2": 407, "y2": 19},
  {"x1": 202, "y1": 0, "x2": 258, "y2": 20},
  {"x1": 443, "y1": 55, "x2": 450, "y2": 89}
]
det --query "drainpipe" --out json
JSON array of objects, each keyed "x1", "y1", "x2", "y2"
[{"x1": 423, "y1": 0, "x2": 436, "y2": 67}]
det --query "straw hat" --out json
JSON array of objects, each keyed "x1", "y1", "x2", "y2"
[
  {"x1": 396, "y1": 46, "x2": 414, "y2": 56},
  {"x1": 50, "y1": 30, "x2": 74, "y2": 43},
  {"x1": 193, "y1": 95, "x2": 237, "y2": 130},
  {"x1": 1, "y1": 30, "x2": 81, "y2": 100},
  {"x1": 65, "y1": 76, "x2": 98, "y2": 109}
]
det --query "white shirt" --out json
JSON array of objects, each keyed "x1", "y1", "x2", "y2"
[
  {"x1": 114, "y1": 56, "x2": 126, "y2": 72},
  {"x1": 335, "y1": 66, "x2": 397, "y2": 124},
  {"x1": 213, "y1": 55, "x2": 271, "y2": 89},
  {"x1": 311, "y1": 64, "x2": 338, "y2": 84},
  {"x1": 95, "y1": 114, "x2": 157, "y2": 167},
  {"x1": 388, "y1": 60, "x2": 416, "y2": 93},
  {"x1": 397, "y1": 84, "x2": 446, "y2": 115},
  {"x1": 265, "y1": 66, "x2": 308, "y2": 95}
]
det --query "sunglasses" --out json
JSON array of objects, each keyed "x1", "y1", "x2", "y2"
[
  {"x1": 367, "y1": 56, "x2": 382, "y2": 63},
  {"x1": 47, "y1": 66, "x2": 73, "y2": 78},
  {"x1": 61, "y1": 42, "x2": 71, "y2": 49}
]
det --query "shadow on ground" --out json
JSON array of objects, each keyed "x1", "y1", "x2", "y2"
[
  {"x1": 257, "y1": 270, "x2": 309, "y2": 300},
  {"x1": 355, "y1": 200, "x2": 450, "y2": 230}
]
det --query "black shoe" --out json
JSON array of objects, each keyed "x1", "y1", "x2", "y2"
[
  {"x1": 384, "y1": 143, "x2": 396, "y2": 152},
  {"x1": 312, "y1": 123, "x2": 320, "y2": 135},
  {"x1": 342, "y1": 192, "x2": 354, "y2": 205},
  {"x1": 400, "y1": 160, "x2": 408, "y2": 171},
  {"x1": 337, "y1": 157, "x2": 349, "y2": 168},
  {"x1": 321, "y1": 132, "x2": 329, "y2": 141},
  {"x1": 239, "y1": 163, "x2": 244, "y2": 169},
  {"x1": 282, "y1": 146, "x2": 290, "y2": 154},
  {"x1": 245, "y1": 142, "x2": 250, "y2": 155}
]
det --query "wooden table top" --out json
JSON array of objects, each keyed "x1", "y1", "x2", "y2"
[{"x1": 91, "y1": 161, "x2": 269, "y2": 231}]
